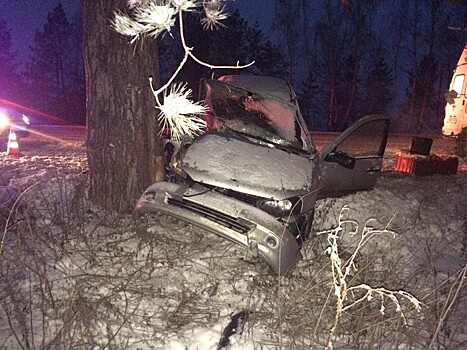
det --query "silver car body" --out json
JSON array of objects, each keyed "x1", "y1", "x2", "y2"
[{"x1": 135, "y1": 75, "x2": 389, "y2": 275}]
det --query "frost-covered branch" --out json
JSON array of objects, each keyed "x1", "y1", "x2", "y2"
[
  {"x1": 1, "y1": 181, "x2": 41, "y2": 256},
  {"x1": 152, "y1": 81, "x2": 208, "y2": 140},
  {"x1": 428, "y1": 263, "x2": 467, "y2": 349},
  {"x1": 318, "y1": 206, "x2": 421, "y2": 350},
  {"x1": 113, "y1": 0, "x2": 254, "y2": 140}
]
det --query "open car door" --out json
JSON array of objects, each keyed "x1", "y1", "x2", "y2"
[{"x1": 318, "y1": 114, "x2": 390, "y2": 198}]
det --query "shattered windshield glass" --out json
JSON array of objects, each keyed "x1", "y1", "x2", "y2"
[{"x1": 200, "y1": 76, "x2": 311, "y2": 152}]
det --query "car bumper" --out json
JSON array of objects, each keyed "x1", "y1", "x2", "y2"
[{"x1": 134, "y1": 182, "x2": 302, "y2": 275}]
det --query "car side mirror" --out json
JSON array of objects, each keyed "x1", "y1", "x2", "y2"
[
  {"x1": 445, "y1": 90, "x2": 457, "y2": 105},
  {"x1": 325, "y1": 151, "x2": 356, "y2": 169}
]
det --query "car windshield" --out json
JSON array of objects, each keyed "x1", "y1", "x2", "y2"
[{"x1": 200, "y1": 76, "x2": 312, "y2": 152}]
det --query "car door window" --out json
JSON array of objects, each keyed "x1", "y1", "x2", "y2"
[
  {"x1": 334, "y1": 119, "x2": 387, "y2": 157},
  {"x1": 318, "y1": 116, "x2": 390, "y2": 197}
]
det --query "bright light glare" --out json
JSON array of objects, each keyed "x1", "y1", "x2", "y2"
[
  {"x1": 0, "y1": 112, "x2": 10, "y2": 128},
  {"x1": 22, "y1": 114, "x2": 30, "y2": 125}
]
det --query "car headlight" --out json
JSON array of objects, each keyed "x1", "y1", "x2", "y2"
[
  {"x1": 258, "y1": 197, "x2": 301, "y2": 219},
  {"x1": 22, "y1": 114, "x2": 30, "y2": 125},
  {"x1": 0, "y1": 112, "x2": 9, "y2": 128}
]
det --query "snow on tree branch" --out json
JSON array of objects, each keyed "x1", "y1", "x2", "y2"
[
  {"x1": 113, "y1": 0, "x2": 252, "y2": 140},
  {"x1": 153, "y1": 81, "x2": 208, "y2": 140},
  {"x1": 201, "y1": 0, "x2": 228, "y2": 29}
]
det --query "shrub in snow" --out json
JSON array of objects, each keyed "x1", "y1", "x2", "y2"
[{"x1": 318, "y1": 206, "x2": 421, "y2": 350}]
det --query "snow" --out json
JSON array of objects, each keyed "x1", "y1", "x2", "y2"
[
  {"x1": 183, "y1": 133, "x2": 313, "y2": 196},
  {"x1": 0, "y1": 136, "x2": 465, "y2": 349}
]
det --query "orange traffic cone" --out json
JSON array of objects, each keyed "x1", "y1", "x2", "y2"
[{"x1": 7, "y1": 129, "x2": 21, "y2": 156}]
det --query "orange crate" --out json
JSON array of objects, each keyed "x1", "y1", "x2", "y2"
[{"x1": 395, "y1": 151, "x2": 458, "y2": 176}]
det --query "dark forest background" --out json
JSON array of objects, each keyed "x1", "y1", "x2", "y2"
[{"x1": 0, "y1": 1, "x2": 466, "y2": 133}]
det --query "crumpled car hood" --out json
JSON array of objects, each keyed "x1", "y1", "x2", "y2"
[{"x1": 181, "y1": 133, "x2": 314, "y2": 200}]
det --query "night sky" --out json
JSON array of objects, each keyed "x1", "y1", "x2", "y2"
[
  {"x1": 0, "y1": 0, "x2": 274, "y2": 63},
  {"x1": 0, "y1": 1, "x2": 80, "y2": 61}
]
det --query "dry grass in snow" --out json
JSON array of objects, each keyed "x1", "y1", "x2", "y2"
[{"x1": 0, "y1": 137, "x2": 465, "y2": 349}]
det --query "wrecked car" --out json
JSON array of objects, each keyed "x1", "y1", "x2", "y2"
[{"x1": 134, "y1": 75, "x2": 389, "y2": 275}]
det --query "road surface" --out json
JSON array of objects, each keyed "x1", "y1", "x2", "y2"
[
  {"x1": 311, "y1": 132, "x2": 457, "y2": 156},
  {"x1": 1, "y1": 125, "x2": 458, "y2": 157},
  {"x1": 29, "y1": 125, "x2": 86, "y2": 142}
]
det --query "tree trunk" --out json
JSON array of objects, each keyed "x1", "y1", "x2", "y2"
[{"x1": 81, "y1": 0, "x2": 164, "y2": 213}]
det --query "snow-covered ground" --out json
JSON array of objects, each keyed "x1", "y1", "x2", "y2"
[{"x1": 0, "y1": 136, "x2": 465, "y2": 349}]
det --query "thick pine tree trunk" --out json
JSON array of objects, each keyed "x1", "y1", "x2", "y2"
[{"x1": 81, "y1": 0, "x2": 164, "y2": 212}]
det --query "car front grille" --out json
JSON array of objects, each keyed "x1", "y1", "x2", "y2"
[{"x1": 167, "y1": 196, "x2": 253, "y2": 234}]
